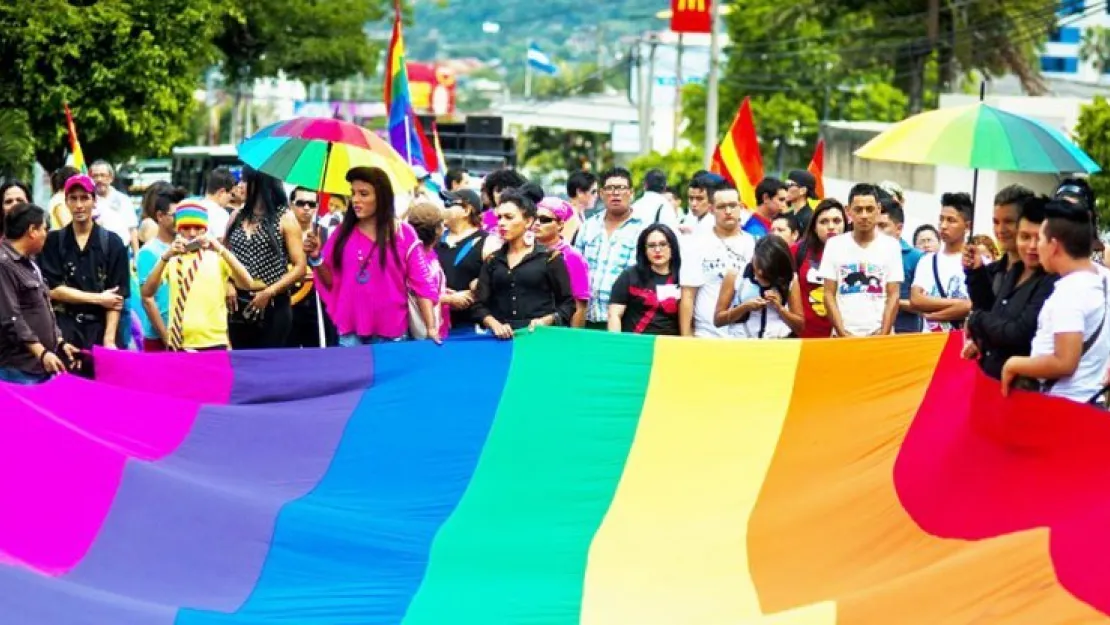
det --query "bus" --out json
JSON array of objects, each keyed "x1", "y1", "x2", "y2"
[{"x1": 171, "y1": 145, "x2": 241, "y2": 195}]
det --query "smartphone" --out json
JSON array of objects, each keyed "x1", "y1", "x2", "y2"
[{"x1": 185, "y1": 238, "x2": 203, "y2": 252}]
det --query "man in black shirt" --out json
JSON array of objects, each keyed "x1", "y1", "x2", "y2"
[
  {"x1": 785, "y1": 170, "x2": 818, "y2": 232},
  {"x1": 0, "y1": 204, "x2": 81, "y2": 383},
  {"x1": 38, "y1": 174, "x2": 130, "y2": 350}
]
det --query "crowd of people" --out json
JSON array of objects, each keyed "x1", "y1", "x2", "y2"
[{"x1": 1, "y1": 158, "x2": 1108, "y2": 407}]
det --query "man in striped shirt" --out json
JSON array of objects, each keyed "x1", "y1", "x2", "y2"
[{"x1": 574, "y1": 167, "x2": 646, "y2": 330}]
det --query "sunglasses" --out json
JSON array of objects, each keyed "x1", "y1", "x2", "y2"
[
  {"x1": 294, "y1": 200, "x2": 318, "y2": 209},
  {"x1": 536, "y1": 215, "x2": 559, "y2": 224}
]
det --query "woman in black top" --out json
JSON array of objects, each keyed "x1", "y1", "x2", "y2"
[
  {"x1": 472, "y1": 185, "x2": 575, "y2": 339},
  {"x1": 607, "y1": 224, "x2": 683, "y2": 336},
  {"x1": 964, "y1": 196, "x2": 1058, "y2": 379},
  {"x1": 225, "y1": 168, "x2": 306, "y2": 349},
  {"x1": 436, "y1": 188, "x2": 496, "y2": 333}
]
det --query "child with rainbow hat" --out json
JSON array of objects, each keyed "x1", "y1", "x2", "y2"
[{"x1": 140, "y1": 201, "x2": 256, "y2": 351}]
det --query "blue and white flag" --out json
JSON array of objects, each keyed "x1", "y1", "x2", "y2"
[{"x1": 527, "y1": 43, "x2": 559, "y2": 75}]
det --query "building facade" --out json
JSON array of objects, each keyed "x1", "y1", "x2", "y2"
[{"x1": 1041, "y1": 1, "x2": 1110, "y2": 83}]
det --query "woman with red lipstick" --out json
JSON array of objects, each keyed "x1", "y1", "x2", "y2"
[
  {"x1": 607, "y1": 224, "x2": 683, "y2": 335},
  {"x1": 472, "y1": 185, "x2": 576, "y2": 339}
]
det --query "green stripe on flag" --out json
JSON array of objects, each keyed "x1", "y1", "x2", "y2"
[{"x1": 401, "y1": 328, "x2": 655, "y2": 625}]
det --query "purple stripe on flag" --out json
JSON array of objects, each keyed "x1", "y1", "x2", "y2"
[
  {"x1": 0, "y1": 347, "x2": 373, "y2": 620},
  {"x1": 0, "y1": 564, "x2": 176, "y2": 625}
]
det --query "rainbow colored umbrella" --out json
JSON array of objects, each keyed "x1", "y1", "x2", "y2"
[
  {"x1": 855, "y1": 103, "x2": 1101, "y2": 174},
  {"x1": 238, "y1": 117, "x2": 418, "y2": 195}
]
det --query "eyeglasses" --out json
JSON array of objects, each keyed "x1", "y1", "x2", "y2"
[
  {"x1": 294, "y1": 200, "x2": 318, "y2": 209},
  {"x1": 645, "y1": 242, "x2": 670, "y2": 250},
  {"x1": 602, "y1": 185, "x2": 630, "y2": 193},
  {"x1": 536, "y1": 215, "x2": 558, "y2": 224}
]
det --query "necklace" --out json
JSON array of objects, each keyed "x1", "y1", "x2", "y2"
[{"x1": 356, "y1": 246, "x2": 372, "y2": 284}]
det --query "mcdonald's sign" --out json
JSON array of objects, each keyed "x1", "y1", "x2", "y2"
[{"x1": 671, "y1": 0, "x2": 712, "y2": 33}]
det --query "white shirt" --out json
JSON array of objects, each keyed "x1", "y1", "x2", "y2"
[
  {"x1": 632, "y1": 191, "x2": 680, "y2": 229},
  {"x1": 729, "y1": 272, "x2": 793, "y2": 339},
  {"x1": 92, "y1": 205, "x2": 132, "y2": 248},
  {"x1": 912, "y1": 248, "x2": 970, "y2": 332},
  {"x1": 198, "y1": 197, "x2": 231, "y2": 240},
  {"x1": 680, "y1": 229, "x2": 756, "y2": 338},
  {"x1": 818, "y1": 232, "x2": 905, "y2": 336},
  {"x1": 1030, "y1": 266, "x2": 1110, "y2": 403},
  {"x1": 97, "y1": 187, "x2": 137, "y2": 230}
]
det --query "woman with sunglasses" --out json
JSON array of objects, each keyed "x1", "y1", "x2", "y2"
[
  {"x1": 607, "y1": 224, "x2": 683, "y2": 335},
  {"x1": 472, "y1": 184, "x2": 575, "y2": 339},
  {"x1": 436, "y1": 189, "x2": 498, "y2": 334},
  {"x1": 533, "y1": 196, "x2": 589, "y2": 327}
]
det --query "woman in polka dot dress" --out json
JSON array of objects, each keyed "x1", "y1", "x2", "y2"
[{"x1": 225, "y1": 169, "x2": 307, "y2": 349}]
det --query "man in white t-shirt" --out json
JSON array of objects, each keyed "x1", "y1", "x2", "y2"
[
  {"x1": 910, "y1": 192, "x2": 973, "y2": 332},
  {"x1": 677, "y1": 174, "x2": 719, "y2": 237},
  {"x1": 631, "y1": 168, "x2": 681, "y2": 229},
  {"x1": 680, "y1": 181, "x2": 756, "y2": 338},
  {"x1": 820, "y1": 183, "x2": 904, "y2": 337},
  {"x1": 196, "y1": 167, "x2": 236, "y2": 239},
  {"x1": 90, "y1": 160, "x2": 139, "y2": 254},
  {"x1": 1002, "y1": 200, "x2": 1110, "y2": 404}
]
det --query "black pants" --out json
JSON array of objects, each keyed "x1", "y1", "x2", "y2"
[
  {"x1": 229, "y1": 294, "x2": 293, "y2": 350},
  {"x1": 287, "y1": 296, "x2": 338, "y2": 348},
  {"x1": 56, "y1": 312, "x2": 106, "y2": 350}
]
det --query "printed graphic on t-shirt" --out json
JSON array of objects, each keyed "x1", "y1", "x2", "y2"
[
  {"x1": 702, "y1": 243, "x2": 749, "y2": 282},
  {"x1": 838, "y1": 262, "x2": 885, "y2": 295}
]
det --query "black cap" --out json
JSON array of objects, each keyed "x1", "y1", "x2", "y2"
[
  {"x1": 787, "y1": 170, "x2": 818, "y2": 200},
  {"x1": 447, "y1": 188, "x2": 481, "y2": 210}
]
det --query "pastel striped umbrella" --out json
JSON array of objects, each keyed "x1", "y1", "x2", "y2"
[
  {"x1": 855, "y1": 103, "x2": 1101, "y2": 174},
  {"x1": 238, "y1": 117, "x2": 418, "y2": 195}
]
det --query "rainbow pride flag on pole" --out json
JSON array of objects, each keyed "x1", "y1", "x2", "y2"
[
  {"x1": 384, "y1": 0, "x2": 427, "y2": 168},
  {"x1": 2, "y1": 330, "x2": 1110, "y2": 623},
  {"x1": 63, "y1": 103, "x2": 87, "y2": 173}
]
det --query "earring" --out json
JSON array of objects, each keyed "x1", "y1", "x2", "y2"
[{"x1": 524, "y1": 230, "x2": 535, "y2": 246}]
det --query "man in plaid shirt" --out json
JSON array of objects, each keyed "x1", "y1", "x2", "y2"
[{"x1": 574, "y1": 167, "x2": 646, "y2": 329}]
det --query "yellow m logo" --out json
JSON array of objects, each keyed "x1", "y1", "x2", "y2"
[{"x1": 677, "y1": 0, "x2": 706, "y2": 10}]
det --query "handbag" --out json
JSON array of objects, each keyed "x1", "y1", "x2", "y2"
[{"x1": 405, "y1": 239, "x2": 442, "y2": 339}]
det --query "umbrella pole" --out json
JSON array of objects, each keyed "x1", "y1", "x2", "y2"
[
  {"x1": 971, "y1": 80, "x2": 986, "y2": 205},
  {"x1": 315, "y1": 142, "x2": 332, "y2": 349}
]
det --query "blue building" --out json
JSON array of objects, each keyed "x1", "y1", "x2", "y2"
[{"x1": 1039, "y1": 1, "x2": 1110, "y2": 82}]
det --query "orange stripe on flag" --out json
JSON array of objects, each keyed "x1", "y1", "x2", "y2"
[{"x1": 806, "y1": 139, "x2": 824, "y2": 199}]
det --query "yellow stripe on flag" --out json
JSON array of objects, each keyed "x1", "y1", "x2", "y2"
[{"x1": 580, "y1": 338, "x2": 820, "y2": 625}]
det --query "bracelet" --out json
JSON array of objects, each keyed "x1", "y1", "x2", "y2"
[{"x1": 307, "y1": 255, "x2": 323, "y2": 268}]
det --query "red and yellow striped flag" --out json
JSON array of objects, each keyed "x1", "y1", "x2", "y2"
[
  {"x1": 710, "y1": 96, "x2": 764, "y2": 208},
  {"x1": 807, "y1": 138, "x2": 826, "y2": 199},
  {"x1": 63, "y1": 103, "x2": 87, "y2": 173}
]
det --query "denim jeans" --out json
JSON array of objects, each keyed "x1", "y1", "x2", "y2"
[
  {"x1": 338, "y1": 334, "x2": 408, "y2": 347},
  {"x1": 0, "y1": 367, "x2": 50, "y2": 385}
]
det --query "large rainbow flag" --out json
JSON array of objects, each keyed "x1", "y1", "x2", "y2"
[{"x1": 2, "y1": 329, "x2": 1110, "y2": 624}]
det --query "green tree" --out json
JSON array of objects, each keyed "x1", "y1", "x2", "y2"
[
  {"x1": 0, "y1": 0, "x2": 228, "y2": 171},
  {"x1": 1074, "y1": 96, "x2": 1110, "y2": 227},
  {"x1": 628, "y1": 148, "x2": 704, "y2": 197},
  {"x1": 1080, "y1": 26, "x2": 1110, "y2": 82},
  {"x1": 0, "y1": 109, "x2": 36, "y2": 180}
]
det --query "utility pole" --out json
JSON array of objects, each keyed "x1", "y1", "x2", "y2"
[
  {"x1": 525, "y1": 42, "x2": 533, "y2": 99},
  {"x1": 673, "y1": 33, "x2": 684, "y2": 151},
  {"x1": 703, "y1": 0, "x2": 722, "y2": 168},
  {"x1": 638, "y1": 34, "x2": 659, "y2": 155}
]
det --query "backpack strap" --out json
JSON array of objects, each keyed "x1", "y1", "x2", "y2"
[{"x1": 1047, "y1": 276, "x2": 1108, "y2": 394}]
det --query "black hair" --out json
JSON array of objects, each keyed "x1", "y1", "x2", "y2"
[
  {"x1": 940, "y1": 192, "x2": 974, "y2": 222},
  {"x1": 4, "y1": 202, "x2": 46, "y2": 239},
  {"x1": 567, "y1": 171, "x2": 597, "y2": 197},
  {"x1": 643, "y1": 169, "x2": 667, "y2": 193},
  {"x1": 880, "y1": 197, "x2": 905, "y2": 224},
  {"x1": 333, "y1": 166, "x2": 398, "y2": 271},
  {"x1": 1018, "y1": 195, "x2": 1048, "y2": 225},
  {"x1": 799, "y1": 199, "x2": 846, "y2": 262},
  {"x1": 140, "y1": 181, "x2": 174, "y2": 221},
  {"x1": 994, "y1": 184, "x2": 1034, "y2": 208},
  {"x1": 498, "y1": 183, "x2": 544, "y2": 219},
  {"x1": 687, "y1": 173, "x2": 720, "y2": 194},
  {"x1": 50, "y1": 166, "x2": 80, "y2": 193},
  {"x1": 0, "y1": 179, "x2": 31, "y2": 206},
  {"x1": 848, "y1": 183, "x2": 880, "y2": 205},
  {"x1": 755, "y1": 177, "x2": 786, "y2": 204},
  {"x1": 152, "y1": 187, "x2": 188, "y2": 217},
  {"x1": 1043, "y1": 199, "x2": 1094, "y2": 259},
  {"x1": 445, "y1": 167, "x2": 467, "y2": 190},
  {"x1": 229, "y1": 167, "x2": 287, "y2": 255},
  {"x1": 913, "y1": 224, "x2": 939, "y2": 246},
  {"x1": 773, "y1": 212, "x2": 800, "y2": 236},
  {"x1": 750, "y1": 235, "x2": 795, "y2": 303},
  {"x1": 1055, "y1": 177, "x2": 1095, "y2": 210},
  {"x1": 599, "y1": 166, "x2": 633, "y2": 189},
  {"x1": 635, "y1": 224, "x2": 681, "y2": 283},
  {"x1": 482, "y1": 168, "x2": 526, "y2": 203},
  {"x1": 206, "y1": 167, "x2": 236, "y2": 195},
  {"x1": 289, "y1": 186, "x2": 317, "y2": 204},
  {"x1": 709, "y1": 178, "x2": 737, "y2": 202}
]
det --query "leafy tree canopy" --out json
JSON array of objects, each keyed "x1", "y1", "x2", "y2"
[{"x1": 1074, "y1": 95, "x2": 1110, "y2": 227}]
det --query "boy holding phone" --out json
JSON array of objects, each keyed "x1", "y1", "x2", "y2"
[{"x1": 140, "y1": 202, "x2": 256, "y2": 351}]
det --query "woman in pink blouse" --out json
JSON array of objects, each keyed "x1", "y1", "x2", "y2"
[
  {"x1": 534, "y1": 196, "x2": 590, "y2": 327},
  {"x1": 315, "y1": 167, "x2": 441, "y2": 345}
]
